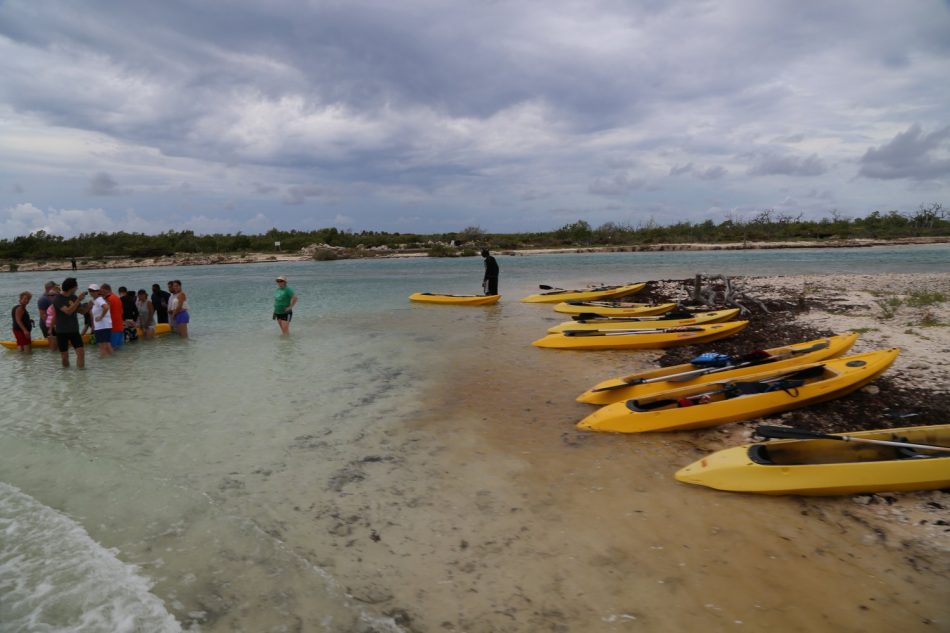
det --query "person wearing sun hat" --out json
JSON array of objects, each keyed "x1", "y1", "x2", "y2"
[
  {"x1": 89, "y1": 283, "x2": 113, "y2": 356},
  {"x1": 273, "y1": 275, "x2": 297, "y2": 336}
]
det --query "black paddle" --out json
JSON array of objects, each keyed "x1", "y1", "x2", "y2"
[
  {"x1": 572, "y1": 314, "x2": 664, "y2": 323},
  {"x1": 755, "y1": 425, "x2": 950, "y2": 453},
  {"x1": 627, "y1": 364, "x2": 827, "y2": 411},
  {"x1": 562, "y1": 326, "x2": 705, "y2": 337},
  {"x1": 539, "y1": 284, "x2": 564, "y2": 291}
]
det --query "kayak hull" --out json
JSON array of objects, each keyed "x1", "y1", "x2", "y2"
[
  {"x1": 410, "y1": 292, "x2": 500, "y2": 305},
  {"x1": 548, "y1": 308, "x2": 740, "y2": 333},
  {"x1": 521, "y1": 283, "x2": 645, "y2": 303},
  {"x1": 533, "y1": 321, "x2": 748, "y2": 350},
  {"x1": 577, "y1": 333, "x2": 860, "y2": 405},
  {"x1": 674, "y1": 425, "x2": 950, "y2": 495},
  {"x1": 577, "y1": 348, "x2": 900, "y2": 433},
  {"x1": 3, "y1": 323, "x2": 173, "y2": 350},
  {"x1": 553, "y1": 302, "x2": 676, "y2": 316}
]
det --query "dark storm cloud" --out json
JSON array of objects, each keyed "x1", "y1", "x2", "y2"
[
  {"x1": 282, "y1": 185, "x2": 327, "y2": 205},
  {"x1": 748, "y1": 153, "x2": 827, "y2": 177},
  {"x1": 858, "y1": 124, "x2": 950, "y2": 181},
  {"x1": 87, "y1": 172, "x2": 121, "y2": 196},
  {"x1": 669, "y1": 163, "x2": 726, "y2": 180},
  {"x1": 588, "y1": 174, "x2": 647, "y2": 197},
  {"x1": 0, "y1": 0, "x2": 948, "y2": 235}
]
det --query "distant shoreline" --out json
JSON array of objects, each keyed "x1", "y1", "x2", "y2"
[{"x1": 5, "y1": 235, "x2": 947, "y2": 273}]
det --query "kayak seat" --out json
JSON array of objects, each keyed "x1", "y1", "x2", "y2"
[
  {"x1": 729, "y1": 378, "x2": 805, "y2": 397},
  {"x1": 626, "y1": 398, "x2": 678, "y2": 412},
  {"x1": 748, "y1": 444, "x2": 774, "y2": 465}
]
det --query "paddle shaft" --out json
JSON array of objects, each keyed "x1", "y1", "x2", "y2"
[
  {"x1": 595, "y1": 342, "x2": 829, "y2": 391},
  {"x1": 641, "y1": 363, "x2": 826, "y2": 405},
  {"x1": 756, "y1": 425, "x2": 950, "y2": 453}
]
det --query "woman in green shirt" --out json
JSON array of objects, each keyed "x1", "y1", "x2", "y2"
[{"x1": 273, "y1": 276, "x2": 298, "y2": 335}]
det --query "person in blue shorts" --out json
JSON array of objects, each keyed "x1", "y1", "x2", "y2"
[{"x1": 169, "y1": 280, "x2": 190, "y2": 339}]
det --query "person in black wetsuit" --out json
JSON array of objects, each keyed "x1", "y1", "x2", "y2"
[
  {"x1": 481, "y1": 248, "x2": 499, "y2": 296},
  {"x1": 151, "y1": 283, "x2": 170, "y2": 324}
]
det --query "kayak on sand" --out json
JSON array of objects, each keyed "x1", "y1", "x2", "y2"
[
  {"x1": 674, "y1": 424, "x2": 950, "y2": 495},
  {"x1": 553, "y1": 302, "x2": 678, "y2": 316},
  {"x1": 577, "y1": 332, "x2": 860, "y2": 405},
  {"x1": 532, "y1": 321, "x2": 748, "y2": 350},
  {"x1": 577, "y1": 348, "x2": 900, "y2": 433},
  {"x1": 547, "y1": 308, "x2": 740, "y2": 333},
  {"x1": 521, "y1": 283, "x2": 645, "y2": 303}
]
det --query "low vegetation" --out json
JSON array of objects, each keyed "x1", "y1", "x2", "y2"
[{"x1": 0, "y1": 204, "x2": 946, "y2": 261}]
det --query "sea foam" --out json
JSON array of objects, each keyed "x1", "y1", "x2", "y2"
[{"x1": 0, "y1": 482, "x2": 182, "y2": 633}]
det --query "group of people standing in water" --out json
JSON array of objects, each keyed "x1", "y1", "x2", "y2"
[
  {"x1": 11, "y1": 278, "x2": 189, "y2": 368},
  {"x1": 11, "y1": 250, "x2": 495, "y2": 363}
]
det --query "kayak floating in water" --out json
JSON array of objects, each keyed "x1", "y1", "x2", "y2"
[
  {"x1": 674, "y1": 424, "x2": 950, "y2": 495},
  {"x1": 547, "y1": 308, "x2": 740, "y2": 333},
  {"x1": 521, "y1": 283, "x2": 645, "y2": 303},
  {"x1": 532, "y1": 321, "x2": 748, "y2": 350},
  {"x1": 409, "y1": 292, "x2": 500, "y2": 305},
  {"x1": 577, "y1": 332, "x2": 860, "y2": 405},
  {"x1": 2, "y1": 323, "x2": 173, "y2": 350},
  {"x1": 577, "y1": 348, "x2": 900, "y2": 433}
]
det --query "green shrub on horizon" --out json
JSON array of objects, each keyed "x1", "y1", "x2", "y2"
[
  {"x1": 0, "y1": 204, "x2": 946, "y2": 260},
  {"x1": 426, "y1": 244, "x2": 456, "y2": 257}
]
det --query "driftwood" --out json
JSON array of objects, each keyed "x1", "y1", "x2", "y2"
[{"x1": 689, "y1": 273, "x2": 770, "y2": 315}]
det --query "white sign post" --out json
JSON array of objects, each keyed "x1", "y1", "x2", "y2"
[{"x1": 274, "y1": 241, "x2": 281, "y2": 251}]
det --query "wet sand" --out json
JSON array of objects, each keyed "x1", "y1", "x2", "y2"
[{"x1": 281, "y1": 275, "x2": 948, "y2": 632}]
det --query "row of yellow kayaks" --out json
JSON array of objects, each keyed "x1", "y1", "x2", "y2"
[
  {"x1": 525, "y1": 283, "x2": 949, "y2": 496},
  {"x1": 574, "y1": 336, "x2": 949, "y2": 495}
]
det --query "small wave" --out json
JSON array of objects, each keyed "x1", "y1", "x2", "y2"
[{"x1": 0, "y1": 482, "x2": 182, "y2": 633}]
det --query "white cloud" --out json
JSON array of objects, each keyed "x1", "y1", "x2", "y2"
[
  {"x1": 0, "y1": 203, "x2": 114, "y2": 238},
  {"x1": 0, "y1": 0, "x2": 946, "y2": 232}
]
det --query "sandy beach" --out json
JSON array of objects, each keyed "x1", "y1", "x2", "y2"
[
  {"x1": 2, "y1": 256, "x2": 947, "y2": 631},
  {"x1": 263, "y1": 271, "x2": 949, "y2": 632}
]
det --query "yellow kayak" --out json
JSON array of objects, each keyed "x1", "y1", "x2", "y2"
[
  {"x1": 553, "y1": 302, "x2": 678, "y2": 316},
  {"x1": 674, "y1": 425, "x2": 950, "y2": 495},
  {"x1": 2, "y1": 323, "x2": 173, "y2": 350},
  {"x1": 533, "y1": 321, "x2": 748, "y2": 350},
  {"x1": 577, "y1": 348, "x2": 900, "y2": 433},
  {"x1": 547, "y1": 308, "x2": 740, "y2": 333},
  {"x1": 521, "y1": 283, "x2": 645, "y2": 303},
  {"x1": 577, "y1": 332, "x2": 860, "y2": 405},
  {"x1": 409, "y1": 293, "x2": 500, "y2": 305}
]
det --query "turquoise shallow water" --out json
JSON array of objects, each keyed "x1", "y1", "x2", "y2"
[{"x1": 0, "y1": 244, "x2": 947, "y2": 632}]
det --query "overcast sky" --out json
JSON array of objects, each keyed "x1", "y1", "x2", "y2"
[{"x1": 1, "y1": 0, "x2": 948, "y2": 238}]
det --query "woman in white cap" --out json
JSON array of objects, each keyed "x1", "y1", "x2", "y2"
[
  {"x1": 89, "y1": 284, "x2": 113, "y2": 356},
  {"x1": 273, "y1": 276, "x2": 297, "y2": 335}
]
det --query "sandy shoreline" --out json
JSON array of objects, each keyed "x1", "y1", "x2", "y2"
[
  {"x1": 4, "y1": 235, "x2": 947, "y2": 272},
  {"x1": 283, "y1": 271, "x2": 948, "y2": 632}
]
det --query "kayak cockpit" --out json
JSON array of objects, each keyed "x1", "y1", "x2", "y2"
[{"x1": 746, "y1": 440, "x2": 943, "y2": 466}]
